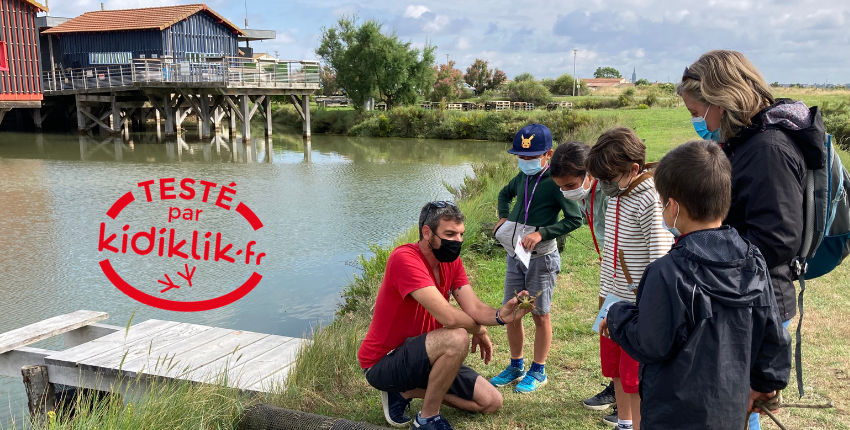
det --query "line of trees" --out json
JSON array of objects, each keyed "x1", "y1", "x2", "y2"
[{"x1": 315, "y1": 17, "x2": 595, "y2": 110}]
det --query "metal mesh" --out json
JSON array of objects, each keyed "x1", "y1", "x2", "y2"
[{"x1": 238, "y1": 404, "x2": 393, "y2": 430}]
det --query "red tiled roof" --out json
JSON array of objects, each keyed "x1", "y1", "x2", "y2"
[
  {"x1": 43, "y1": 4, "x2": 243, "y2": 35},
  {"x1": 583, "y1": 78, "x2": 627, "y2": 87},
  {"x1": 22, "y1": 0, "x2": 48, "y2": 12}
]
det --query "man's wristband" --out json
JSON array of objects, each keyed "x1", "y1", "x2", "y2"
[{"x1": 495, "y1": 309, "x2": 506, "y2": 326}]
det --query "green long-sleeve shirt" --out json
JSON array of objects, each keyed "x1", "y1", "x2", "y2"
[{"x1": 497, "y1": 168, "x2": 583, "y2": 241}]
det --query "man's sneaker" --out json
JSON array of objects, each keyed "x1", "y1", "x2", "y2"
[
  {"x1": 489, "y1": 365, "x2": 526, "y2": 387},
  {"x1": 413, "y1": 413, "x2": 454, "y2": 430},
  {"x1": 514, "y1": 370, "x2": 547, "y2": 393},
  {"x1": 602, "y1": 405, "x2": 618, "y2": 428},
  {"x1": 380, "y1": 391, "x2": 412, "y2": 428},
  {"x1": 583, "y1": 381, "x2": 616, "y2": 411}
]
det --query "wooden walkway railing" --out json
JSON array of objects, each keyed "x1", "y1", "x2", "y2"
[{"x1": 42, "y1": 57, "x2": 320, "y2": 93}]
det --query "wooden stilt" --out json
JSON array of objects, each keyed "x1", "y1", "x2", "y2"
[
  {"x1": 75, "y1": 96, "x2": 86, "y2": 133},
  {"x1": 33, "y1": 108, "x2": 43, "y2": 129},
  {"x1": 21, "y1": 365, "x2": 56, "y2": 427},
  {"x1": 264, "y1": 96, "x2": 272, "y2": 137},
  {"x1": 199, "y1": 93, "x2": 211, "y2": 139},
  {"x1": 110, "y1": 95, "x2": 120, "y2": 135},
  {"x1": 241, "y1": 95, "x2": 251, "y2": 142},
  {"x1": 228, "y1": 104, "x2": 236, "y2": 137},
  {"x1": 163, "y1": 94, "x2": 175, "y2": 137},
  {"x1": 301, "y1": 94, "x2": 311, "y2": 137}
]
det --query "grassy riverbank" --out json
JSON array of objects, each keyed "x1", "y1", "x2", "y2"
[
  {"x1": 273, "y1": 89, "x2": 850, "y2": 151},
  {"x1": 261, "y1": 158, "x2": 849, "y2": 429},
  {"x1": 17, "y1": 108, "x2": 850, "y2": 429}
]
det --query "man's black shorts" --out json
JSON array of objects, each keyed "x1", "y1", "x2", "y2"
[{"x1": 364, "y1": 333, "x2": 479, "y2": 401}]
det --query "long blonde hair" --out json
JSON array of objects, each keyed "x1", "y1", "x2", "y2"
[{"x1": 676, "y1": 50, "x2": 774, "y2": 141}]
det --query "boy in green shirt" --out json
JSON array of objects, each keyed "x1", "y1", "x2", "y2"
[{"x1": 490, "y1": 124, "x2": 583, "y2": 393}]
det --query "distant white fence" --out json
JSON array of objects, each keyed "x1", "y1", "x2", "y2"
[{"x1": 43, "y1": 57, "x2": 320, "y2": 92}]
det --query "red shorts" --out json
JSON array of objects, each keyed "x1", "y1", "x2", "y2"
[{"x1": 600, "y1": 335, "x2": 639, "y2": 393}]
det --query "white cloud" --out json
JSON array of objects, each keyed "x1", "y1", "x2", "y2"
[
  {"x1": 457, "y1": 37, "x2": 471, "y2": 50},
  {"x1": 635, "y1": 48, "x2": 645, "y2": 58},
  {"x1": 423, "y1": 15, "x2": 450, "y2": 32},
  {"x1": 403, "y1": 5, "x2": 430, "y2": 18}
]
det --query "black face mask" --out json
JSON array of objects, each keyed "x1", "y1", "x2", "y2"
[{"x1": 430, "y1": 234, "x2": 462, "y2": 263}]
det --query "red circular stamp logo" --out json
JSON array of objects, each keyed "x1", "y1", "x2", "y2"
[{"x1": 98, "y1": 178, "x2": 266, "y2": 312}]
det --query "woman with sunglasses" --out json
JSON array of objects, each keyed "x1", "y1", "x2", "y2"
[{"x1": 677, "y1": 50, "x2": 825, "y2": 430}]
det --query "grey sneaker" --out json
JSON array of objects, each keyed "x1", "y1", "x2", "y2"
[
  {"x1": 603, "y1": 404, "x2": 618, "y2": 427},
  {"x1": 584, "y1": 381, "x2": 616, "y2": 411},
  {"x1": 381, "y1": 391, "x2": 412, "y2": 428}
]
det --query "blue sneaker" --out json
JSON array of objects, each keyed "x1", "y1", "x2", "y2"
[
  {"x1": 514, "y1": 370, "x2": 547, "y2": 393},
  {"x1": 413, "y1": 412, "x2": 454, "y2": 430},
  {"x1": 489, "y1": 364, "x2": 526, "y2": 387},
  {"x1": 380, "y1": 391, "x2": 412, "y2": 428}
]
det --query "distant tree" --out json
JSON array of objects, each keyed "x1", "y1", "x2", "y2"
[
  {"x1": 549, "y1": 73, "x2": 584, "y2": 95},
  {"x1": 489, "y1": 69, "x2": 507, "y2": 90},
  {"x1": 503, "y1": 80, "x2": 552, "y2": 105},
  {"x1": 635, "y1": 78, "x2": 651, "y2": 87},
  {"x1": 432, "y1": 60, "x2": 465, "y2": 102},
  {"x1": 770, "y1": 82, "x2": 781, "y2": 87},
  {"x1": 594, "y1": 67, "x2": 622, "y2": 79},
  {"x1": 319, "y1": 64, "x2": 339, "y2": 95},
  {"x1": 316, "y1": 16, "x2": 437, "y2": 110},
  {"x1": 464, "y1": 59, "x2": 491, "y2": 94},
  {"x1": 513, "y1": 72, "x2": 535, "y2": 82}
]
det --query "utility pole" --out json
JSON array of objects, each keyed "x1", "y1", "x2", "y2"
[
  {"x1": 573, "y1": 49, "x2": 577, "y2": 97},
  {"x1": 446, "y1": 54, "x2": 450, "y2": 65}
]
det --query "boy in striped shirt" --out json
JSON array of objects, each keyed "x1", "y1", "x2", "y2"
[{"x1": 585, "y1": 128, "x2": 673, "y2": 430}]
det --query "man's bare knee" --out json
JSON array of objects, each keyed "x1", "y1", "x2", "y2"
[
  {"x1": 483, "y1": 391, "x2": 503, "y2": 413},
  {"x1": 426, "y1": 328, "x2": 469, "y2": 360},
  {"x1": 472, "y1": 377, "x2": 503, "y2": 414},
  {"x1": 446, "y1": 328, "x2": 469, "y2": 358}
]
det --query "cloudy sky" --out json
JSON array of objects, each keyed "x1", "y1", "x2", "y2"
[{"x1": 47, "y1": 0, "x2": 850, "y2": 84}]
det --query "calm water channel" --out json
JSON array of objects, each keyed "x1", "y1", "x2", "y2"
[{"x1": 0, "y1": 126, "x2": 509, "y2": 424}]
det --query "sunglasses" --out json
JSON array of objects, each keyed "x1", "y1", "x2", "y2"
[
  {"x1": 421, "y1": 201, "x2": 458, "y2": 228},
  {"x1": 682, "y1": 66, "x2": 700, "y2": 81}
]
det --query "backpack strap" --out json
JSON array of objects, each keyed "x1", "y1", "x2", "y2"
[
  {"x1": 795, "y1": 272, "x2": 806, "y2": 399},
  {"x1": 791, "y1": 162, "x2": 817, "y2": 398},
  {"x1": 621, "y1": 162, "x2": 658, "y2": 197}
]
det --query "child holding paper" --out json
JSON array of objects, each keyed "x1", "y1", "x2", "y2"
[
  {"x1": 585, "y1": 128, "x2": 673, "y2": 429},
  {"x1": 490, "y1": 124, "x2": 582, "y2": 394}
]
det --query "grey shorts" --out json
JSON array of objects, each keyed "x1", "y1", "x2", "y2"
[{"x1": 502, "y1": 252, "x2": 560, "y2": 315}]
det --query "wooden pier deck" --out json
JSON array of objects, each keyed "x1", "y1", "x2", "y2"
[{"x1": 0, "y1": 311, "x2": 307, "y2": 395}]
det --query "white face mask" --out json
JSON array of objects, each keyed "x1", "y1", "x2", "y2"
[{"x1": 561, "y1": 174, "x2": 592, "y2": 201}]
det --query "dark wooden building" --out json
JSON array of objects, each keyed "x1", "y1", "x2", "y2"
[
  {"x1": 42, "y1": 4, "x2": 243, "y2": 69},
  {"x1": 0, "y1": 0, "x2": 47, "y2": 124}
]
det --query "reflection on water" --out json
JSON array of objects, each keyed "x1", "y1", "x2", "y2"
[{"x1": 0, "y1": 127, "x2": 509, "y2": 424}]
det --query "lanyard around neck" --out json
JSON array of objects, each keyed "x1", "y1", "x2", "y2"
[{"x1": 523, "y1": 165, "x2": 549, "y2": 227}]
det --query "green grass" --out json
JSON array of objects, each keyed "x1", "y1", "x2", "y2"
[
  {"x1": 260, "y1": 158, "x2": 850, "y2": 429},
  {"x1": 27, "y1": 101, "x2": 850, "y2": 429}
]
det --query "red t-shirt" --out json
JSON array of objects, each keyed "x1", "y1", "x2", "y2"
[{"x1": 357, "y1": 243, "x2": 470, "y2": 369}]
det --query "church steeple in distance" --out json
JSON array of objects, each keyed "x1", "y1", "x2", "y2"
[{"x1": 632, "y1": 68, "x2": 637, "y2": 84}]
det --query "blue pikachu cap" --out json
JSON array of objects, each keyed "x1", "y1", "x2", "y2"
[{"x1": 508, "y1": 123, "x2": 553, "y2": 156}]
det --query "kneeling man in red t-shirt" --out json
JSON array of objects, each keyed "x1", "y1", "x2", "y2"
[{"x1": 358, "y1": 201, "x2": 532, "y2": 430}]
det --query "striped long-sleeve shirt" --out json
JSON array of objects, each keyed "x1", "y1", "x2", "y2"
[{"x1": 599, "y1": 173, "x2": 674, "y2": 302}]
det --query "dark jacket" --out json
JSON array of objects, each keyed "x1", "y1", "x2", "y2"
[
  {"x1": 497, "y1": 168, "x2": 583, "y2": 241},
  {"x1": 608, "y1": 227, "x2": 791, "y2": 430},
  {"x1": 722, "y1": 99, "x2": 826, "y2": 321}
]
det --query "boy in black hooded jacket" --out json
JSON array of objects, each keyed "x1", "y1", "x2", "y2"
[{"x1": 600, "y1": 140, "x2": 791, "y2": 430}]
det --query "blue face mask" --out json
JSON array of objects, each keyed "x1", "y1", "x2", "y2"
[
  {"x1": 691, "y1": 105, "x2": 722, "y2": 142},
  {"x1": 518, "y1": 157, "x2": 543, "y2": 175},
  {"x1": 663, "y1": 200, "x2": 681, "y2": 238}
]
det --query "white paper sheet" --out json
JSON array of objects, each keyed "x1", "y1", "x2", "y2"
[{"x1": 514, "y1": 236, "x2": 531, "y2": 269}]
